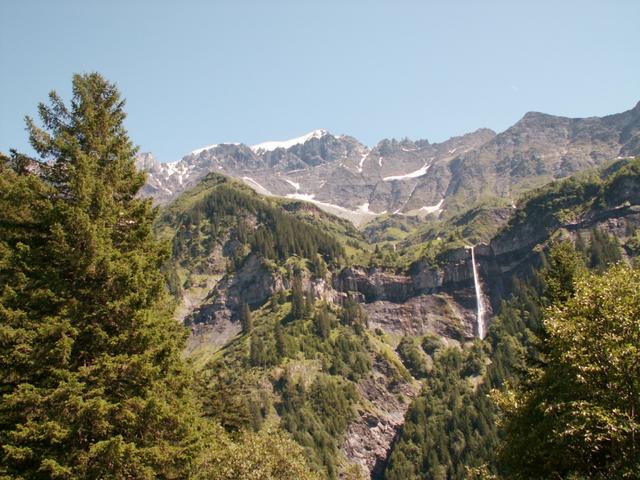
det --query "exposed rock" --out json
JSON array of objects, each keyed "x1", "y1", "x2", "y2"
[
  {"x1": 188, "y1": 254, "x2": 283, "y2": 327},
  {"x1": 139, "y1": 103, "x2": 640, "y2": 223},
  {"x1": 364, "y1": 292, "x2": 475, "y2": 339},
  {"x1": 341, "y1": 356, "x2": 419, "y2": 478}
]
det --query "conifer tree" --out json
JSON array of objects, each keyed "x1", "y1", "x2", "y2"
[
  {"x1": 239, "y1": 302, "x2": 253, "y2": 333},
  {"x1": 0, "y1": 74, "x2": 209, "y2": 478},
  {"x1": 290, "y1": 274, "x2": 305, "y2": 319}
]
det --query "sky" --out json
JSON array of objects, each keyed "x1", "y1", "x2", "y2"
[{"x1": 1, "y1": 0, "x2": 639, "y2": 163}]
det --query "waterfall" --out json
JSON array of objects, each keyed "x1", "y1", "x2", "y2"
[{"x1": 469, "y1": 246, "x2": 485, "y2": 339}]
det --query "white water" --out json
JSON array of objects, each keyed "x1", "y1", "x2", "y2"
[{"x1": 469, "y1": 246, "x2": 485, "y2": 339}]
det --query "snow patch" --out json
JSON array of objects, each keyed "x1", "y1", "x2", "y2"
[
  {"x1": 357, "y1": 153, "x2": 368, "y2": 173},
  {"x1": 191, "y1": 144, "x2": 218, "y2": 155},
  {"x1": 190, "y1": 142, "x2": 240, "y2": 156},
  {"x1": 285, "y1": 179, "x2": 300, "y2": 191},
  {"x1": 285, "y1": 193, "x2": 316, "y2": 202},
  {"x1": 251, "y1": 129, "x2": 328, "y2": 153},
  {"x1": 284, "y1": 193, "x2": 385, "y2": 225},
  {"x1": 383, "y1": 163, "x2": 430, "y2": 181},
  {"x1": 419, "y1": 199, "x2": 444, "y2": 214},
  {"x1": 242, "y1": 177, "x2": 272, "y2": 196},
  {"x1": 356, "y1": 203, "x2": 384, "y2": 215},
  {"x1": 397, "y1": 198, "x2": 444, "y2": 216}
]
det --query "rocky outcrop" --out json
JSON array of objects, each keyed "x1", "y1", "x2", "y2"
[
  {"x1": 341, "y1": 355, "x2": 419, "y2": 478},
  {"x1": 187, "y1": 254, "x2": 283, "y2": 327},
  {"x1": 333, "y1": 200, "x2": 640, "y2": 341},
  {"x1": 186, "y1": 253, "x2": 343, "y2": 339},
  {"x1": 333, "y1": 249, "x2": 490, "y2": 340},
  {"x1": 334, "y1": 247, "x2": 484, "y2": 302},
  {"x1": 334, "y1": 267, "x2": 416, "y2": 303},
  {"x1": 364, "y1": 293, "x2": 476, "y2": 339}
]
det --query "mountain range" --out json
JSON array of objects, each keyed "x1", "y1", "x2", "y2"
[{"x1": 138, "y1": 102, "x2": 640, "y2": 225}]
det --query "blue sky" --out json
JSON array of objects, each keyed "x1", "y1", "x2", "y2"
[{"x1": 1, "y1": 0, "x2": 638, "y2": 162}]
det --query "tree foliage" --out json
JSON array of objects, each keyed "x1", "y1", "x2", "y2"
[
  {"x1": 498, "y1": 264, "x2": 640, "y2": 479},
  {"x1": 0, "y1": 73, "x2": 318, "y2": 480}
]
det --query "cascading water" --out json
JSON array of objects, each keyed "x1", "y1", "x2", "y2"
[{"x1": 469, "y1": 246, "x2": 485, "y2": 339}]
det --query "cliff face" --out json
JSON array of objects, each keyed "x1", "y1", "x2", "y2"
[
  {"x1": 332, "y1": 248, "x2": 489, "y2": 340},
  {"x1": 341, "y1": 355, "x2": 419, "y2": 478},
  {"x1": 329, "y1": 202, "x2": 640, "y2": 344}
]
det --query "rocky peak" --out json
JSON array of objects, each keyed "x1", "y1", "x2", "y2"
[
  {"x1": 139, "y1": 102, "x2": 640, "y2": 223},
  {"x1": 135, "y1": 152, "x2": 161, "y2": 171}
]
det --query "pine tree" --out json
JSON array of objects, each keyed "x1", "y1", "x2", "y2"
[
  {"x1": 275, "y1": 322, "x2": 286, "y2": 358},
  {"x1": 239, "y1": 302, "x2": 253, "y2": 333},
  {"x1": 0, "y1": 74, "x2": 209, "y2": 478},
  {"x1": 313, "y1": 305, "x2": 332, "y2": 339},
  {"x1": 290, "y1": 274, "x2": 305, "y2": 319}
]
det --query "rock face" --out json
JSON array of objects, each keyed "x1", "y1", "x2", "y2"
[
  {"x1": 187, "y1": 254, "x2": 282, "y2": 326},
  {"x1": 138, "y1": 102, "x2": 640, "y2": 224},
  {"x1": 333, "y1": 251, "x2": 490, "y2": 339},
  {"x1": 341, "y1": 356, "x2": 419, "y2": 478},
  {"x1": 177, "y1": 181, "x2": 640, "y2": 479}
]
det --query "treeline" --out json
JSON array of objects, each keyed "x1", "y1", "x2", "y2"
[{"x1": 507, "y1": 156, "x2": 640, "y2": 235}]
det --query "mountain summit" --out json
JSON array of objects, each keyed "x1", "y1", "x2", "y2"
[{"x1": 138, "y1": 102, "x2": 640, "y2": 225}]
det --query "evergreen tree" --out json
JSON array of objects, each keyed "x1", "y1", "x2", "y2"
[
  {"x1": 290, "y1": 274, "x2": 305, "y2": 319},
  {"x1": 274, "y1": 322, "x2": 286, "y2": 358},
  {"x1": 304, "y1": 288, "x2": 315, "y2": 318},
  {"x1": 588, "y1": 227, "x2": 622, "y2": 272},
  {"x1": 0, "y1": 74, "x2": 209, "y2": 478},
  {"x1": 239, "y1": 302, "x2": 253, "y2": 333},
  {"x1": 313, "y1": 305, "x2": 332, "y2": 339}
]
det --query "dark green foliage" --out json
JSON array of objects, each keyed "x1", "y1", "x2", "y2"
[
  {"x1": 498, "y1": 264, "x2": 640, "y2": 479},
  {"x1": 313, "y1": 304, "x2": 333, "y2": 339},
  {"x1": 249, "y1": 331, "x2": 278, "y2": 368},
  {"x1": 163, "y1": 176, "x2": 345, "y2": 273},
  {"x1": 279, "y1": 373, "x2": 358, "y2": 479},
  {"x1": 539, "y1": 241, "x2": 587, "y2": 306},
  {"x1": 384, "y1": 242, "x2": 587, "y2": 480},
  {"x1": 339, "y1": 296, "x2": 368, "y2": 334},
  {"x1": 397, "y1": 336, "x2": 429, "y2": 378},
  {"x1": 421, "y1": 335, "x2": 443, "y2": 356},
  {"x1": 198, "y1": 368, "x2": 253, "y2": 432},
  {"x1": 503, "y1": 158, "x2": 640, "y2": 239},
  {"x1": 274, "y1": 322, "x2": 286, "y2": 357},
  {"x1": 290, "y1": 274, "x2": 306, "y2": 320},
  {"x1": 588, "y1": 226, "x2": 622, "y2": 271},
  {"x1": 0, "y1": 74, "x2": 208, "y2": 478},
  {"x1": 201, "y1": 297, "x2": 371, "y2": 478},
  {"x1": 326, "y1": 333, "x2": 372, "y2": 381},
  {"x1": 384, "y1": 346, "x2": 498, "y2": 480},
  {"x1": 239, "y1": 302, "x2": 253, "y2": 333}
]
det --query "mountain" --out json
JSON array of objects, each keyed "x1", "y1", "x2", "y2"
[
  {"x1": 156, "y1": 155, "x2": 640, "y2": 478},
  {"x1": 146, "y1": 104, "x2": 640, "y2": 478},
  {"x1": 139, "y1": 102, "x2": 640, "y2": 225}
]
